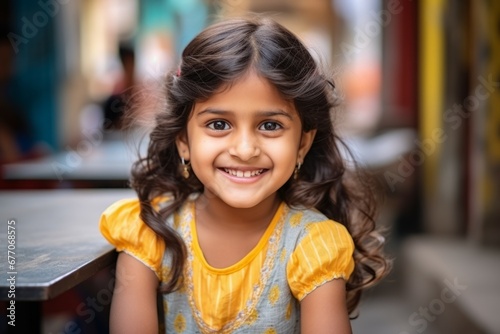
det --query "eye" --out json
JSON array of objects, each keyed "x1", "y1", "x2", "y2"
[
  {"x1": 259, "y1": 121, "x2": 282, "y2": 131},
  {"x1": 207, "y1": 120, "x2": 230, "y2": 131}
]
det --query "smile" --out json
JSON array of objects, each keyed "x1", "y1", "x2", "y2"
[{"x1": 223, "y1": 168, "x2": 264, "y2": 178}]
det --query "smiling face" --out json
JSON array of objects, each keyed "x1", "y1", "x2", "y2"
[{"x1": 176, "y1": 71, "x2": 316, "y2": 209}]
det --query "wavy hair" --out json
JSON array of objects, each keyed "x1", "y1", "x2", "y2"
[{"x1": 130, "y1": 16, "x2": 390, "y2": 315}]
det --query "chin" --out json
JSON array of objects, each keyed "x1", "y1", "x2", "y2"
[
  {"x1": 222, "y1": 198, "x2": 261, "y2": 209},
  {"x1": 216, "y1": 192, "x2": 269, "y2": 209}
]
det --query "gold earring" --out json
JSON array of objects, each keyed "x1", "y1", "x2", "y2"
[
  {"x1": 181, "y1": 157, "x2": 190, "y2": 179},
  {"x1": 294, "y1": 162, "x2": 302, "y2": 180}
]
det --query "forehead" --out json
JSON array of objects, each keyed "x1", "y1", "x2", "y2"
[{"x1": 192, "y1": 71, "x2": 296, "y2": 115}]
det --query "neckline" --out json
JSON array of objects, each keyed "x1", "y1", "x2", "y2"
[{"x1": 189, "y1": 201, "x2": 285, "y2": 275}]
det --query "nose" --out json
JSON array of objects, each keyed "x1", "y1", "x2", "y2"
[{"x1": 228, "y1": 130, "x2": 261, "y2": 161}]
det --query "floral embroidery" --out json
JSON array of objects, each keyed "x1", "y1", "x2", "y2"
[
  {"x1": 177, "y1": 276, "x2": 186, "y2": 293},
  {"x1": 173, "y1": 212, "x2": 181, "y2": 229},
  {"x1": 285, "y1": 301, "x2": 292, "y2": 320},
  {"x1": 160, "y1": 199, "x2": 309, "y2": 333},
  {"x1": 183, "y1": 201, "x2": 288, "y2": 333},
  {"x1": 161, "y1": 265, "x2": 171, "y2": 283},
  {"x1": 279, "y1": 248, "x2": 287, "y2": 263},
  {"x1": 163, "y1": 300, "x2": 169, "y2": 314},
  {"x1": 174, "y1": 313, "x2": 186, "y2": 333},
  {"x1": 289, "y1": 212, "x2": 303, "y2": 227},
  {"x1": 245, "y1": 309, "x2": 258, "y2": 325},
  {"x1": 268, "y1": 285, "x2": 280, "y2": 305},
  {"x1": 305, "y1": 222, "x2": 317, "y2": 233}
]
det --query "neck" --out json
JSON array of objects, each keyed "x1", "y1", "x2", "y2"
[{"x1": 195, "y1": 193, "x2": 281, "y2": 233}]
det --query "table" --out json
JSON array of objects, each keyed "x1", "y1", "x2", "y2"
[
  {"x1": 342, "y1": 128, "x2": 417, "y2": 169},
  {"x1": 0, "y1": 189, "x2": 135, "y2": 333},
  {"x1": 1, "y1": 130, "x2": 148, "y2": 188}
]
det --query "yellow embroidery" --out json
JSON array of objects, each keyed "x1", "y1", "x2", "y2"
[
  {"x1": 285, "y1": 301, "x2": 292, "y2": 320},
  {"x1": 174, "y1": 313, "x2": 186, "y2": 333},
  {"x1": 289, "y1": 212, "x2": 303, "y2": 227},
  {"x1": 173, "y1": 212, "x2": 181, "y2": 229},
  {"x1": 161, "y1": 265, "x2": 171, "y2": 282},
  {"x1": 177, "y1": 276, "x2": 186, "y2": 293},
  {"x1": 245, "y1": 309, "x2": 258, "y2": 325},
  {"x1": 263, "y1": 328, "x2": 277, "y2": 334},
  {"x1": 268, "y1": 285, "x2": 280, "y2": 305},
  {"x1": 183, "y1": 201, "x2": 288, "y2": 333},
  {"x1": 163, "y1": 300, "x2": 168, "y2": 314},
  {"x1": 161, "y1": 266, "x2": 185, "y2": 292},
  {"x1": 279, "y1": 248, "x2": 286, "y2": 263},
  {"x1": 305, "y1": 222, "x2": 316, "y2": 233}
]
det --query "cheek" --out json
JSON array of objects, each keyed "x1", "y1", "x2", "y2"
[
  {"x1": 269, "y1": 136, "x2": 300, "y2": 155},
  {"x1": 265, "y1": 140, "x2": 298, "y2": 168},
  {"x1": 188, "y1": 138, "x2": 221, "y2": 171}
]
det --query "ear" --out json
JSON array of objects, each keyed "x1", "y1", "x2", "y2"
[
  {"x1": 175, "y1": 131, "x2": 190, "y2": 160},
  {"x1": 297, "y1": 129, "x2": 317, "y2": 163}
]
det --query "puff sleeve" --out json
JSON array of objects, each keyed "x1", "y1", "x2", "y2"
[
  {"x1": 286, "y1": 220, "x2": 355, "y2": 301},
  {"x1": 99, "y1": 198, "x2": 165, "y2": 278}
]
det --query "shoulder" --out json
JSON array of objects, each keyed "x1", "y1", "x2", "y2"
[
  {"x1": 286, "y1": 205, "x2": 327, "y2": 226},
  {"x1": 285, "y1": 205, "x2": 351, "y2": 244},
  {"x1": 284, "y1": 205, "x2": 355, "y2": 301},
  {"x1": 99, "y1": 196, "x2": 172, "y2": 277},
  {"x1": 99, "y1": 196, "x2": 173, "y2": 241}
]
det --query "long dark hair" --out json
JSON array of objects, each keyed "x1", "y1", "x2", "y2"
[{"x1": 130, "y1": 16, "x2": 390, "y2": 315}]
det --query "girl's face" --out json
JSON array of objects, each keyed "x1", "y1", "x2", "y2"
[{"x1": 176, "y1": 71, "x2": 316, "y2": 209}]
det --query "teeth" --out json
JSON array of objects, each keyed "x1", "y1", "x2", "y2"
[{"x1": 223, "y1": 168, "x2": 263, "y2": 178}]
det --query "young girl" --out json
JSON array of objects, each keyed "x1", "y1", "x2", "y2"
[{"x1": 100, "y1": 17, "x2": 389, "y2": 334}]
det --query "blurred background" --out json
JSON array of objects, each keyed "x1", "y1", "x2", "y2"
[{"x1": 0, "y1": 0, "x2": 499, "y2": 333}]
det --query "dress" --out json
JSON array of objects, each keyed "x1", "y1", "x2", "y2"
[{"x1": 99, "y1": 196, "x2": 355, "y2": 333}]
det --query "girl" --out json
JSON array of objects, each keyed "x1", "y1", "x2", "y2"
[{"x1": 100, "y1": 17, "x2": 389, "y2": 334}]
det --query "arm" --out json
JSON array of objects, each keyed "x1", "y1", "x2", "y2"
[
  {"x1": 110, "y1": 252, "x2": 160, "y2": 334},
  {"x1": 300, "y1": 278, "x2": 352, "y2": 334}
]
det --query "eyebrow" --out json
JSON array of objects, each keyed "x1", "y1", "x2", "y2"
[{"x1": 196, "y1": 108, "x2": 294, "y2": 120}]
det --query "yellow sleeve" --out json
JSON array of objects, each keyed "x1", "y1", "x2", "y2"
[
  {"x1": 99, "y1": 198, "x2": 165, "y2": 278},
  {"x1": 286, "y1": 220, "x2": 355, "y2": 301}
]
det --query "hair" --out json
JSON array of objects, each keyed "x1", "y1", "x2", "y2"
[{"x1": 130, "y1": 16, "x2": 390, "y2": 315}]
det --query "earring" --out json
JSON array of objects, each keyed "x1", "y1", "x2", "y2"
[
  {"x1": 294, "y1": 162, "x2": 302, "y2": 180},
  {"x1": 181, "y1": 157, "x2": 190, "y2": 179}
]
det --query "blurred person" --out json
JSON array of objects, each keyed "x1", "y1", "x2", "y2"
[
  {"x1": 99, "y1": 17, "x2": 390, "y2": 333},
  {"x1": 0, "y1": 31, "x2": 44, "y2": 164},
  {"x1": 101, "y1": 44, "x2": 136, "y2": 131},
  {"x1": 0, "y1": 105, "x2": 34, "y2": 163}
]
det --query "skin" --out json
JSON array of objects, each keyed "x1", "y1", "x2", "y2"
[
  {"x1": 177, "y1": 71, "x2": 312, "y2": 212},
  {"x1": 177, "y1": 70, "x2": 315, "y2": 268},
  {"x1": 110, "y1": 252, "x2": 159, "y2": 333},
  {"x1": 110, "y1": 71, "x2": 352, "y2": 333}
]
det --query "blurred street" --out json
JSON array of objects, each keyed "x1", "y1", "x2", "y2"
[{"x1": 1, "y1": 0, "x2": 499, "y2": 333}]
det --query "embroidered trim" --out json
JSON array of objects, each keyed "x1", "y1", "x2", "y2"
[
  {"x1": 181, "y1": 201, "x2": 288, "y2": 334},
  {"x1": 297, "y1": 274, "x2": 348, "y2": 301}
]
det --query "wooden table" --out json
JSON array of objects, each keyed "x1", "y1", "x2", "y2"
[{"x1": 0, "y1": 189, "x2": 135, "y2": 333}]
